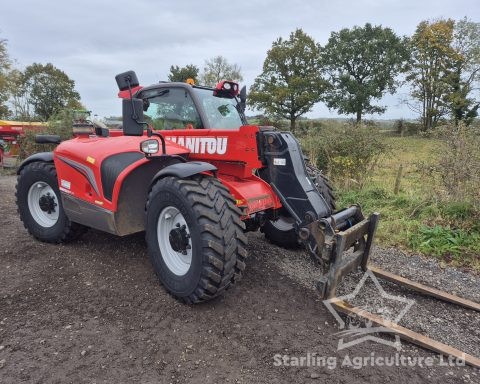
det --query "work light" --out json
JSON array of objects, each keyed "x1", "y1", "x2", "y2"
[{"x1": 140, "y1": 139, "x2": 159, "y2": 154}]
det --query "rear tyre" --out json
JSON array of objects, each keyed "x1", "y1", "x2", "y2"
[
  {"x1": 145, "y1": 175, "x2": 247, "y2": 304},
  {"x1": 262, "y1": 164, "x2": 336, "y2": 248},
  {"x1": 16, "y1": 162, "x2": 86, "y2": 243}
]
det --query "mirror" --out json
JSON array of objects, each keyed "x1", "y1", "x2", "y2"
[
  {"x1": 122, "y1": 98, "x2": 144, "y2": 136},
  {"x1": 238, "y1": 85, "x2": 247, "y2": 113},
  {"x1": 115, "y1": 70, "x2": 139, "y2": 91}
]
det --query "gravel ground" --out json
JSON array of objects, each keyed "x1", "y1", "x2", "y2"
[
  {"x1": 0, "y1": 174, "x2": 479, "y2": 383},
  {"x1": 251, "y1": 232, "x2": 479, "y2": 358}
]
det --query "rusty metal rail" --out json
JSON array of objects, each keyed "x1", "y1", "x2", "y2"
[
  {"x1": 369, "y1": 266, "x2": 480, "y2": 312},
  {"x1": 332, "y1": 299, "x2": 480, "y2": 368},
  {"x1": 328, "y1": 265, "x2": 480, "y2": 368}
]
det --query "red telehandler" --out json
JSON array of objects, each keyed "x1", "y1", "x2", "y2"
[
  {"x1": 15, "y1": 71, "x2": 480, "y2": 367},
  {"x1": 15, "y1": 70, "x2": 379, "y2": 303}
]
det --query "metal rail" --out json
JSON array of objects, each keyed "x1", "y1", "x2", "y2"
[
  {"x1": 328, "y1": 266, "x2": 480, "y2": 368},
  {"x1": 332, "y1": 299, "x2": 480, "y2": 368},
  {"x1": 369, "y1": 266, "x2": 480, "y2": 312}
]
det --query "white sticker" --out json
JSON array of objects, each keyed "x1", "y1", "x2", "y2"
[
  {"x1": 59, "y1": 187, "x2": 73, "y2": 195},
  {"x1": 273, "y1": 158, "x2": 286, "y2": 166},
  {"x1": 61, "y1": 179, "x2": 71, "y2": 190}
]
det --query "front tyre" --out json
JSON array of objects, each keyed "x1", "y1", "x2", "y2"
[
  {"x1": 16, "y1": 162, "x2": 86, "y2": 243},
  {"x1": 146, "y1": 175, "x2": 247, "y2": 304},
  {"x1": 262, "y1": 164, "x2": 336, "y2": 248}
]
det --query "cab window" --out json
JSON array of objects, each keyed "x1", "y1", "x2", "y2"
[
  {"x1": 142, "y1": 88, "x2": 203, "y2": 130},
  {"x1": 193, "y1": 88, "x2": 243, "y2": 130}
]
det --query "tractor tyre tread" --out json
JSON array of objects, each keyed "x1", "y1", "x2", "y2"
[
  {"x1": 146, "y1": 175, "x2": 247, "y2": 304},
  {"x1": 16, "y1": 161, "x2": 87, "y2": 243}
]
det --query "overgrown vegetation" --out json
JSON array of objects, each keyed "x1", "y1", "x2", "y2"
[
  {"x1": 18, "y1": 109, "x2": 74, "y2": 160},
  {"x1": 299, "y1": 123, "x2": 480, "y2": 270},
  {"x1": 300, "y1": 121, "x2": 388, "y2": 187}
]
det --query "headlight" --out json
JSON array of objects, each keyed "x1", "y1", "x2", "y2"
[{"x1": 140, "y1": 139, "x2": 159, "y2": 154}]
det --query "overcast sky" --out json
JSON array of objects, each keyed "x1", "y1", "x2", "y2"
[{"x1": 2, "y1": 0, "x2": 479, "y2": 120}]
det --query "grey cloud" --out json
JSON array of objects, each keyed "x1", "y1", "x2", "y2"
[{"x1": 2, "y1": 0, "x2": 479, "y2": 118}]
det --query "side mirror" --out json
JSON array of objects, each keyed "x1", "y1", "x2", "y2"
[
  {"x1": 238, "y1": 85, "x2": 247, "y2": 113},
  {"x1": 122, "y1": 98, "x2": 144, "y2": 136},
  {"x1": 115, "y1": 70, "x2": 139, "y2": 91}
]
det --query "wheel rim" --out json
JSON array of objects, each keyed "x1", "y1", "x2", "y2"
[
  {"x1": 157, "y1": 206, "x2": 192, "y2": 276},
  {"x1": 27, "y1": 181, "x2": 59, "y2": 227}
]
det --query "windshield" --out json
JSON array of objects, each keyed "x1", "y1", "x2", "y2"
[
  {"x1": 142, "y1": 88, "x2": 203, "y2": 130},
  {"x1": 193, "y1": 88, "x2": 243, "y2": 130}
]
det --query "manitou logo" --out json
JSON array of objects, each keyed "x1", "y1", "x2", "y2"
[{"x1": 166, "y1": 136, "x2": 228, "y2": 155}]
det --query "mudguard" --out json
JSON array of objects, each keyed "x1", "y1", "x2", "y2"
[
  {"x1": 17, "y1": 152, "x2": 54, "y2": 174},
  {"x1": 151, "y1": 161, "x2": 217, "y2": 184}
]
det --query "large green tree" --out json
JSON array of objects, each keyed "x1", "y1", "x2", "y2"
[
  {"x1": 22, "y1": 63, "x2": 81, "y2": 121},
  {"x1": 444, "y1": 18, "x2": 480, "y2": 125},
  {"x1": 321, "y1": 23, "x2": 409, "y2": 123},
  {"x1": 199, "y1": 56, "x2": 243, "y2": 87},
  {"x1": 407, "y1": 19, "x2": 459, "y2": 130},
  {"x1": 249, "y1": 29, "x2": 326, "y2": 131},
  {"x1": 168, "y1": 64, "x2": 199, "y2": 83},
  {"x1": 0, "y1": 37, "x2": 11, "y2": 118}
]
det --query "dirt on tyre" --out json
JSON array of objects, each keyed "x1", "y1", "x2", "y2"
[
  {"x1": 262, "y1": 164, "x2": 336, "y2": 248},
  {"x1": 145, "y1": 175, "x2": 248, "y2": 304},
  {"x1": 16, "y1": 161, "x2": 86, "y2": 243}
]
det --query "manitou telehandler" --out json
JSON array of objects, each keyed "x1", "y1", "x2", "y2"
[{"x1": 15, "y1": 71, "x2": 379, "y2": 303}]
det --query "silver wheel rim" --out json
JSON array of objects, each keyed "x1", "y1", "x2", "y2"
[
  {"x1": 27, "y1": 181, "x2": 59, "y2": 227},
  {"x1": 157, "y1": 206, "x2": 192, "y2": 276}
]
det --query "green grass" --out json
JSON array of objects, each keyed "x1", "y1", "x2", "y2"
[{"x1": 335, "y1": 135, "x2": 480, "y2": 271}]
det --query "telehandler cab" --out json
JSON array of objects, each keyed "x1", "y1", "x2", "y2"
[{"x1": 16, "y1": 70, "x2": 379, "y2": 303}]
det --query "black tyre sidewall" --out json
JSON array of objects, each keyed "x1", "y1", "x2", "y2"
[
  {"x1": 17, "y1": 163, "x2": 70, "y2": 241},
  {"x1": 146, "y1": 183, "x2": 203, "y2": 298},
  {"x1": 262, "y1": 216, "x2": 299, "y2": 248}
]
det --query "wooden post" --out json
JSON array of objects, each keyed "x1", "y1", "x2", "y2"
[{"x1": 394, "y1": 164, "x2": 403, "y2": 195}]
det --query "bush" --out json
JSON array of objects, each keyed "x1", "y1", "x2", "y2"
[
  {"x1": 300, "y1": 122, "x2": 388, "y2": 187},
  {"x1": 418, "y1": 123, "x2": 480, "y2": 205},
  {"x1": 409, "y1": 224, "x2": 480, "y2": 267},
  {"x1": 18, "y1": 109, "x2": 74, "y2": 161},
  {"x1": 394, "y1": 119, "x2": 421, "y2": 136}
]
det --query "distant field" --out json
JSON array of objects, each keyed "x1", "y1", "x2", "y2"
[{"x1": 337, "y1": 135, "x2": 480, "y2": 270}]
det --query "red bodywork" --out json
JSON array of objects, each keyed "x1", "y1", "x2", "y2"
[
  {"x1": 0, "y1": 121, "x2": 46, "y2": 166},
  {"x1": 52, "y1": 82, "x2": 283, "y2": 236},
  {"x1": 54, "y1": 125, "x2": 281, "y2": 222}
]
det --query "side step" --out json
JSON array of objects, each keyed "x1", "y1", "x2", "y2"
[{"x1": 329, "y1": 266, "x2": 480, "y2": 368}]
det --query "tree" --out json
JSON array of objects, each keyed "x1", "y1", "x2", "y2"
[
  {"x1": 199, "y1": 56, "x2": 243, "y2": 87},
  {"x1": 7, "y1": 69, "x2": 33, "y2": 120},
  {"x1": 407, "y1": 19, "x2": 459, "y2": 131},
  {"x1": 321, "y1": 23, "x2": 409, "y2": 123},
  {"x1": 168, "y1": 64, "x2": 199, "y2": 83},
  {"x1": 22, "y1": 63, "x2": 81, "y2": 121},
  {"x1": 249, "y1": 29, "x2": 326, "y2": 132},
  {"x1": 0, "y1": 37, "x2": 11, "y2": 118},
  {"x1": 444, "y1": 18, "x2": 480, "y2": 125}
]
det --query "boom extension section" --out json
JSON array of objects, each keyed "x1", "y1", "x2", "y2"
[{"x1": 257, "y1": 129, "x2": 380, "y2": 299}]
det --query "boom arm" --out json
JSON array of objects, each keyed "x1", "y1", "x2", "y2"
[{"x1": 257, "y1": 129, "x2": 380, "y2": 299}]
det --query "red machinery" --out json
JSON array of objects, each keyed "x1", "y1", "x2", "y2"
[
  {"x1": 0, "y1": 121, "x2": 46, "y2": 167},
  {"x1": 15, "y1": 71, "x2": 378, "y2": 304}
]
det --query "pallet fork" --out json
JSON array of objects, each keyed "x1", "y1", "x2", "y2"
[{"x1": 326, "y1": 258, "x2": 480, "y2": 367}]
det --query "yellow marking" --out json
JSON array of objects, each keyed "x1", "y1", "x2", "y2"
[{"x1": 86, "y1": 156, "x2": 95, "y2": 164}]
